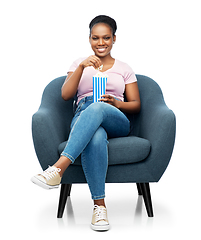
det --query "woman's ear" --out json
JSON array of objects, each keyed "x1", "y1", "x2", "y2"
[{"x1": 113, "y1": 35, "x2": 116, "y2": 44}]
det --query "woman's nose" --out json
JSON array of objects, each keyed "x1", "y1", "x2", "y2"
[{"x1": 98, "y1": 38, "x2": 104, "y2": 45}]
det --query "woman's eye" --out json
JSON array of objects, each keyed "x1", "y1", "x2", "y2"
[{"x1": 92, "y1": 37, "x2": 110, "y2": 41}]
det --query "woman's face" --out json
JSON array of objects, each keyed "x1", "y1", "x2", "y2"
[{"x1": 89, "y1": 23, "x2": 116, "y2": 58}]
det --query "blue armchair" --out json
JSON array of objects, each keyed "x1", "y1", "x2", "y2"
[{"x1": 32, "y1": 74, "x2": 176, "y2": 218}]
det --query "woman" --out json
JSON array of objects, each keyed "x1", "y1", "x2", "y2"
[{"x1": 31, "y1": 15, "x2": 141, "y2": 231}]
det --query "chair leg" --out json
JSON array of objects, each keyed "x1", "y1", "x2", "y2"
[
  {"x1": 67, "y1": 184, "x2": 72, "y2": 196},
  {"x1": 136, "y1": 183, "x2": 143, "y2": 195},
  {"x1": 57, "y1": 184, "x2": 72, "y2": 218},
  {"x1": 140, "y1": 183, "x2": 154, "y2": 217}
]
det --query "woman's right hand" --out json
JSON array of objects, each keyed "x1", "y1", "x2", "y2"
[
  {"x1": 80, "y1": 55, "x2": 102, "y2": 69},
  {"x1": 62, "y1": 55, "x2": 102, "y2": 101}
]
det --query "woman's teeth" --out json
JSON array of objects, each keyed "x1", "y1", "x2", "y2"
[{"x1": 97, "y1": 48, "x2": 106, "y2": 52}]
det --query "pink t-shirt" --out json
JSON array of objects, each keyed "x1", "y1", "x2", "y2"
[{"x1": 68, "y1": 57, "x2": 137, "y2": 103}]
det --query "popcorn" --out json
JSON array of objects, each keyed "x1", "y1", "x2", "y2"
[
  {"x1": 93, "y1": 72, "x2": 108, "y2": 103},
  {"x1": 96, "y1": 64, "x2": 103, "y2": 71}
]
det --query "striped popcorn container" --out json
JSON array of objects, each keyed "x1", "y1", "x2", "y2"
[{"x1": 93, "y1": 72, "x2": 108, "y2": 103}]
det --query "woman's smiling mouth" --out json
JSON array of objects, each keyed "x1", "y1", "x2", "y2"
[{"x1": 97, "y1": 47, "x2": 107, "y2": 53}]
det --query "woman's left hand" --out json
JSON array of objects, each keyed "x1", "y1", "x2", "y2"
[{"x1": 99, "y1": 94, "x2": 121, "y2": 109}]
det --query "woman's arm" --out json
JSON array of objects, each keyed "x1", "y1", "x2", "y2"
[
  {"x1": 61, "y1": 56, "x2": 102, "y2": 101},
  {"x1": 61, "y1": 65, "x2": 84, "y2": 101},
  {"x1": 100, "y1": 82, "x2": 141, "y2": 114}
]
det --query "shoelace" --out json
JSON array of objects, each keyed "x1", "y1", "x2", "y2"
[
  {"x1": 41, "y1": 166, "x2": 61, "y2": 180},
  {"x1": 94, "y1": 205, "x2": 107, "y2": 222}
]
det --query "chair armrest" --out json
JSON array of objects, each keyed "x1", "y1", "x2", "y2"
[
  {"x1": 32, "y1": 76, "x2": 74, "y2": 170},
  {"x1": 32, "y1": 106, "x2": 72, "y2": 170},
  {"x1": 139, "y1": 104, "x2": 176, "y2": 181}
]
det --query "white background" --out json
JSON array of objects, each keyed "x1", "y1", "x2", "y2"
[{"x1": 1, "y1": 0, "x2": 200, "y2": 239}]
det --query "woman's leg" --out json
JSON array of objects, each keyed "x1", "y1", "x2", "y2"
[
  {"x1": 54, "y1": 101, "x2": 130, "y2": 177},
  {"x1": 54, "y1": 156, "x2": 71, "y2": 177},
  {"x1": 81, "y1": 126, "x2": 108, "y2": 203},
  {"x1": 60, "y1": 102, "x2": 130, "y2": 163}
]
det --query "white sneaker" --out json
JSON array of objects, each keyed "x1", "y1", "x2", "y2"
[
  {"x1": 91, "y1": 205, "x2": 110, "y2": 231},
  {"x1": 31, "y1": 166, "x2": 61, "y2": 190}
]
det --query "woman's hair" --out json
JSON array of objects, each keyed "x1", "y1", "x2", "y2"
[{"x1": 89, "y1": 15, "x2": 117, "y2": 36}]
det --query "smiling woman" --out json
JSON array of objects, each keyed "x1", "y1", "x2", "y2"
[
  {"x1": 31, "y1": 15, "x2": 141, "y2": 232},
  {"x1": 89, "y1": 15, "x2": 117, "y2": 61},
  {"x1": 89, "y1": 23, "x2": 116, "y2": 61}
]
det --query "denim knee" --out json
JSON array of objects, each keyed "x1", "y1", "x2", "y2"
[
  {"x1": 87, "y1": 102, "x2": 107, "y2": 113},
  {"x1": 89, "y1": 126, "x2": 108, "y2": 147}
]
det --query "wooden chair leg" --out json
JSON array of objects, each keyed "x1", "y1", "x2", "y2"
[
  {"x1": 57, "y1": 184, "x2": 72, "y2": 218},
  {"x1": 140, "y1": 183, "x2": 154, "y2": 217}
]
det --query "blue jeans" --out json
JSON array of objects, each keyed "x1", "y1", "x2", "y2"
[{"x1": 61, "y1": 96, "x2": 130, "y2": 200}]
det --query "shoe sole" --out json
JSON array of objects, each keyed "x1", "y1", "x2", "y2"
[
  {"x1": 31, "y1": 176, "x2": 60, "y2": 190},
  {"x1": 90, "y1": 223, "x2": 110, "y2": 231}
]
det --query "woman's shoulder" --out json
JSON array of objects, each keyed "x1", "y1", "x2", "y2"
[
  {"x1": 68, "y1": 57, "x2": 87, "y2": 72},
  {"x1": 114, "y1": 59, "x2": 137, "y2": 83},
  {"x1": 115, "y1": 59, "x2": 134, "y2": 73},
  {"x1": 72, "y1": 57, "x2": 87, "y2": 65}
]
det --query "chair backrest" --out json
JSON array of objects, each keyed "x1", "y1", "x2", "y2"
[
  {"x1": 39, "y1": 76, "x2": 74, "y2": 139},
  {"x1": 137, "y1": 74, "x2": 165, "y2": 106},
  {"x1": 126, "y1": 74, "x2": 167, "y2": 136}
]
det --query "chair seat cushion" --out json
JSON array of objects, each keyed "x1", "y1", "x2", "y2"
[{"x1": 58, "y1": 136, "x2": 151, "y2": 166}]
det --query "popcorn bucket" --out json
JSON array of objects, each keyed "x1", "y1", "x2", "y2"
[{"x1": 93, "y1": 72, "x2": 108, "y2": 103}]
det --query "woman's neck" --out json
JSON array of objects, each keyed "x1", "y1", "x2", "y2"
[{"x1": 99, "y1": 54, "x2": 115, "y2": 65}]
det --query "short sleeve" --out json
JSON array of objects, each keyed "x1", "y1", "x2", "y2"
[
  {"x1": 67, "y1": 57, "x2": 86, "y2": 73},
  {"x1": 124, "y1": 64, "x2": 137, "y2": 85}
]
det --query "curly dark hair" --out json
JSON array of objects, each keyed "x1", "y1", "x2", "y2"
[{"x1": 89, "y1": 15, "x2": 117, "y2": 36}]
